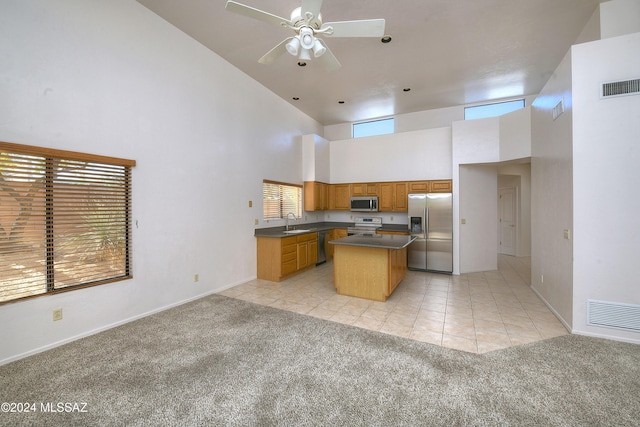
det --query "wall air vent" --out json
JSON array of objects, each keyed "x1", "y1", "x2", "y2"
[
  {"x1": 587, "y1": 300, "x2": 640, "y2": 332},
  {"x1": 601, "y1": 78, "x2": 640, "y2": 99},
  {"x1": 552, "y1": 98, "x2": 564, "y2": 121}
]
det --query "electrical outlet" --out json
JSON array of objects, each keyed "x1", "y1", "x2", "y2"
[
  {"x1": 194, "y1": 274, "x2": 199, "y2": 283},
  {"x1": 390, "y1": 216, "x2": 394, "y2": 221},
  {"x1": 248, "y1": 200, "x2": 252, "y2": 208},
  {"x1": 461, "y1": 218, "x2": 466, "y2": 224},
  {"x1": 52, "y1": 308, "x2": 63, "y2": 321},
  {"x1": 254, "y1": 219, "x2": 259, "y2": 225},
  {"x1": 563, "y1": 229, "x2": 571, "y2": 240},
  {"x1": 541, "y1": 275, "x2": 544, "y2": 283}
]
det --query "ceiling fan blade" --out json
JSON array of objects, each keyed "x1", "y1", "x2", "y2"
[
  {"x1": 316, "y1": 41, "x2": 341, "y2": 72},
  {"x1": 258, "y1": 37, "x2": 294, "y2": 65},
  {"x1": 225, "y1": 1, "x2": 292, "y2": 28},
  {"x1": 321, "y1": 19, "x2": 386, "y2": 37},
  {"x1": 301, "y1": 0, "x2": 323, "y2": 20}
]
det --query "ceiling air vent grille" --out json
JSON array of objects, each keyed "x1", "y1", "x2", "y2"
[
  {"x1": 601, "y1": 78, "x2": 640, "y2": 99},
  {"x1": 587, "y1": 300, "x2": 640, "y2": 332}
]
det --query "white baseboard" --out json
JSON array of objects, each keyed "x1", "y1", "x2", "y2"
[{"x1": 0, "y1": 275, "x2": 258, "y2": 366}]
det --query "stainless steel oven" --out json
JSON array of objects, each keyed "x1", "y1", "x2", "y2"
[{"x1": 347, "y1": 217, "x2": 382, "y2": 236}]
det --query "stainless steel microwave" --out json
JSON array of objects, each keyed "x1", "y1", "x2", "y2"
[{"x1": 350, "y1": 196, "x2": 379, "y2": 212}]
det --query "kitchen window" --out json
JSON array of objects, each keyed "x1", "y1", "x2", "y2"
[
  {"x1": 0, "y1": 142, "x2": 135, "y2": 304},
  {"x1": 263, "y1": 180, "x2": 302, "y2": 220}
]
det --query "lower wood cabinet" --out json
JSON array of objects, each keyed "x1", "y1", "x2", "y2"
[
  {"x1": 327, "y1": 228, "x2": 347, "y2": 260},
  {"x1": 257, "y1": 232, "x2": 318, "y2": 282},
  {"x1": 296, "y1": 232, "x2": 318, "y2": 270}
]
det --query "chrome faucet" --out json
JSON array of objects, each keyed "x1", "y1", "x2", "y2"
[{"x1": 285, "y1": 212, "x2": 297, "y2": 231}]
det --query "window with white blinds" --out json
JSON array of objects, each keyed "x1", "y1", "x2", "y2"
[
  {"x1": 0, "y1": 142, "x2": 135, "y2": 304},
  {"x1": 262, "y1": 180, "x2": 302, "y2": 220}
]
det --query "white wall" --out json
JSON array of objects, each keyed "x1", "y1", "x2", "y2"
[
  {"x1": 530, "y1": 49, "x2": 574, "y2": 329},
  {"x1": 0, "y1": 0, "x2": 322, "y2": 364},
  {"x1": 499, "y1": 107, "x2": 532, "y2": 160},
  {"x1": 600, "y1": 0, "x2": 640, "y2": 39},
  {"x1": 571, "y1": 31, "x2": 640, "y2": 342},
  {"x1": 329, "y1": 127, "x2": 452, "y2": 183},
  {"x1": 302, "y1": 134, "x2": 330, "y2": 182},
  {"x1": 458, "y1": 165, "x2": 498, "y2": 273}
]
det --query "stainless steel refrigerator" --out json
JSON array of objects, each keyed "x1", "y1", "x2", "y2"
[{"x1": 407, "y1": 193, "x2": 453, "y2": 273}]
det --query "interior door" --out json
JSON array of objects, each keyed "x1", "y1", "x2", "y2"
[{"x1": 498, "y1": 187, "x2": 517, "y2": 256}]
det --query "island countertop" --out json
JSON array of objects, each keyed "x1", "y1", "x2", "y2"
[{"x1": 329, "y1": 234, "x2": 416, "y2": 250}]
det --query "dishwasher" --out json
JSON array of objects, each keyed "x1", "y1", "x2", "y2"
[{"x1": 316, "y1": 230, "x2": 328, "y2": 265}]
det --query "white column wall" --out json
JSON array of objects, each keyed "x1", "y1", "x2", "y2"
[
  {"x1": 571, "y1": 32, "x2": 640, "y2": 343},
  {"x1": 530, "y1": 50, "x2": 574, "y2": 328},
  {"x1": 0, "y1": 0, "x2": 322, "y2": 364}
]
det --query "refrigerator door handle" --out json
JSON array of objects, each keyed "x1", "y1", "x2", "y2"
[{"x1": 424, "y1": 207, "x2": 428, "y2": 239}]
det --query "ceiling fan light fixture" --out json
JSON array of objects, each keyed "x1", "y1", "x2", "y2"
[
  {"x1": 312, "y1": 39, "x2": 326, "y2": 58},
  {"x1": 299, "y1": 27, "x2": 315, "y2": 50},
  {"x1": 285, "y1": 37, "x2": 300, "y2": 56},
  {"x1": 298, "y1": 47, "x2": 311, "y2": 61}
]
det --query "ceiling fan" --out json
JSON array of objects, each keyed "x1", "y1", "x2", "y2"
[{"x1": 225, "y1": 0, "x2": 386, "y2": 71}]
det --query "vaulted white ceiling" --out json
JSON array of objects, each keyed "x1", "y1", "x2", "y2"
[{"x1": 137, "y1": 0, "x2": 601, "y2": 125}]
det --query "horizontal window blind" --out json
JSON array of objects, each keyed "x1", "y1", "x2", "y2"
[
  {"x1": 263, "y1": 180, "x2": 302, "y2": 220},
  {"x1": 0, "y1": 142, "x2": 135, "y2": 304}
]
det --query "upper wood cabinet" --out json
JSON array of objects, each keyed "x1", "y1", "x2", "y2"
[
  {"x1": 304, "y1": 179, "x2": 450, "y2": 211},
  {"x1": 350, "y1": 182, "x2": 378, "y2": 197},
  {"x1": 304, "y1": 181, "x2": 329, "y2": 211},
  {"x1": 379, "y1": 182, "x2": 408, "y2": 212},
  {"x1": 329, "y1": 184, "x2": 350, "y2": 210},
  {"x1": 430, "y1": 180, "x2": 452, "y2": 193},
  {"x1": 408, "y1": 180, "x2": 431, "y2": 193}
]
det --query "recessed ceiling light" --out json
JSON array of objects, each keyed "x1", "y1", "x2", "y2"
[
  {"x1": 292, "y1": 97, "x2": 300, "y2": 100},
  {"x1": 338, "y1": 100, "x2": 345, "y2": 104},
  {"x1": 403, "y1": 88, "x2": 411, "y2": 92},
  {"x1": 381, "y1": 35, "x2": 392, "y2": 43},
  {"x1": 297, "y1": 61, "x2": 307, "y2": 67}
]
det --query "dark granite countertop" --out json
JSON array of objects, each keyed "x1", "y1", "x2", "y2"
[
  {"x1": 329, "y1": 234, "x2": 415, "y2": 249},
  {"x1": 254, "y1": 221, "x2": 409, "y2": 238},
  {"x1": 254, "y1": 221, "x2": 352, "y2": 238}
]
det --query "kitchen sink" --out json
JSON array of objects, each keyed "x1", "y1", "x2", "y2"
[{"x1": 283, "y1": 229, "x2": 312, "y2": 234}]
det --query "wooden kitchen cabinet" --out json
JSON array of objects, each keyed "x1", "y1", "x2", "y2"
[
  {"x1": 304, "y1": 181, "x2": 328, "y2": 211},
  {"x1": 430, "y1": 179, "x2": 452, "y2": 193},
  {"x1": 379, "y1": 182, "x2": 408, "y2": 212},
  {"x1": 327, "y1": 228, "x2": 348, "y2": 260},
  {"x1": 329, "y1": 184, "x2": 351, "y2": 210},
  {"x1": 256, "y1": 232, "x2": 318, "y2": 281},
  {"x1": 408, "y1": 180, "x2": 431, "y2": 193},
  {"x1": 377, "y1": 229, "x2": 409, "y2": 236},
  {"x1": 350, "y1": 182, "x2": 378, "y2": 197},
  {"x1": 296, "y1": 232, "x2": 318, "y2": 270}
]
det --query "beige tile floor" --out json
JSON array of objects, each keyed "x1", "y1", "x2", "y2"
[{"x1": 220, "y1": 255, "x2": 569, "y2": 353}]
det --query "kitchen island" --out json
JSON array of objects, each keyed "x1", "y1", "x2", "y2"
[{"x1": 329, "y1": 234, "x2": 415, "y2": 302}]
